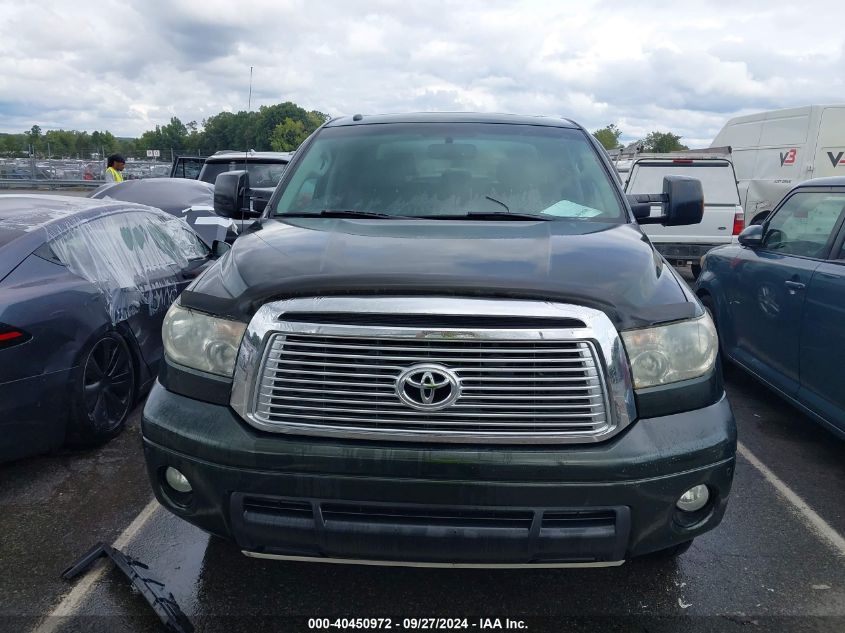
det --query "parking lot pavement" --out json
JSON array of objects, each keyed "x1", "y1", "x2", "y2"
[
  {"x1": 3, "y1": 369, "x2": 844, "y2": 633},
  {"x1": 0, "y1": 407, "x2": 151, "y2": 631}
]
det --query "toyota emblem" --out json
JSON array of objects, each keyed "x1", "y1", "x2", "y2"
[{"x1": 395, "y1": 364, "x2": 461, "y2": 411}]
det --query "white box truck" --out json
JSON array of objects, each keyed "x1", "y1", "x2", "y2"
[{"x1": 711, "y1": 105, "x2": 845, "y2": 225}]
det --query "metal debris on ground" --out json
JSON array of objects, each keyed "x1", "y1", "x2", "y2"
[{"x1": 61, "y1": 542, "x2": 193, "y2": 633}]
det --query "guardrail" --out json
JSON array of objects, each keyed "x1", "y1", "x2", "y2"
[{"x1": 0, "y1": 179, "x2": 106, "y2": 189}]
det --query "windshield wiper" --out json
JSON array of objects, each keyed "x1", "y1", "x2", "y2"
[{"x1": 283, "y1": 209, "x2": 399, "y2": 219}]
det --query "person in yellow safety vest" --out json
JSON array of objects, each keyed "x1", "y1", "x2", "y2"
[{"x1": 105, "y1": 154, "x2": 126, "y2": 182}]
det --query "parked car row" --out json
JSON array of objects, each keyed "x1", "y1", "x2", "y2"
[
  {"x1": 0, "y1": 158, "x2": 174, "y2": 181},
  {"x1": 619, "y1": 104, "x2": 845, "y2": 277},
  {"x1": 2, "y1": 109, "x2": 842, "y2": 570}
]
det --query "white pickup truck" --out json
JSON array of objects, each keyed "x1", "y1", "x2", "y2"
[{"x1": 623, "y1": 154, "x2": 744, "y2": 277}]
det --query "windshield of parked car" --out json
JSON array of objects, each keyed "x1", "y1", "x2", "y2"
[
  {"x1": 626, "y1": 160, "x2": 741, "y2": 205},
  {"x1": 199, "y1": 161, "x2": 288, "y2": 188},
  {"x1": 273, "y1": 123, "x2": 625, "y2": 221}
]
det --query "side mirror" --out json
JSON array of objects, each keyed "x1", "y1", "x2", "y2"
[
  {"x1": 633, "y1": 176, "x2": 704, "y2": 226},
  {"x1": 211, "y1": 239, "x2": 231, "y2": 259},
  {"x1": 738, "y1": 224, "x2": 764, "y2": 247},
  {"x1": 213, "y1": 171, "x2": 250, "y2": 218},
  {"x1": 661, "y1": 176, "x2": 704, "y2": 226}
]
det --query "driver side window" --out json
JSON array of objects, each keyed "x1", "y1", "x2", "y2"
[{"x1": 763, "y1": 192, "x2": 845, "y2": 259}]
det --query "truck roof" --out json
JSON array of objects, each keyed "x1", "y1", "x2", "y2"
[{"x1": 325, "y1": 112, "x2": 580, "y2": 128}]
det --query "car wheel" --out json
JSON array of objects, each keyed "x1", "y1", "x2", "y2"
[
  {"x1": 648, "y1": 539, "x2": 694, "y2": 559},
  {"x1": 67, "y1": 332, "x2": 136, "y2": 446}
]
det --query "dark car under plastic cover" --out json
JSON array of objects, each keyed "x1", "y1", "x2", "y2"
[
  {"x1": 89, "y1": 179, "x2": 234, "y2": 245},
  {"x1": 179, "y1": 216, "x2": 700, "y2": 330}
]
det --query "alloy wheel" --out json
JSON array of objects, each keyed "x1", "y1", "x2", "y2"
[{"x1": 82, "y1": 336, "x2": 133, "y2": 431}]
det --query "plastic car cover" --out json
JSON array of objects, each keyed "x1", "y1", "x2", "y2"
[{"x1": 49, "y1": 210, "x2": 207, "y2": 324}]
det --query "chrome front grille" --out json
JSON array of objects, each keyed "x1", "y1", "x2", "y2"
[
  {"x1": 253, "y1": 334, "x2": 609, "y2": 438},
  {"x1": 230, "y1": 297, "x2": 636, "y2": 444}
]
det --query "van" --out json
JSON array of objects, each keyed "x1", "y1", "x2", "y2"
[{"x1": 711, "y1": 105, "x2": 845, "y2": 225}]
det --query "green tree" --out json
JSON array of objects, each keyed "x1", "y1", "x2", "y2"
[
  {"x1": 44, "y1": 130, "x2": 70, "y2": 157},
  {"x1": 24, "y1": 124, "x2": 43, "y2": 153},
  {"x1": 202, "y1": 110, "x2": 260, "y2": 151},
  {"x1": 0, "y1": 133, "x2": 28, "y2": 156},
  {"x1": 74, "y1": 131, "x2": 91, "y2": 158},
  {"x1": 256, "y1": 103, "x2": 320, "y2": 148},
  {"x1": 270, "y1": 117, "x2": 308, "y2": 151},
  {"x1": 182, "y1": 121, "x2": 205, "y2": 154},
  {"x1": 160, "y1": 117, "x2": 188, "y2": 149},
  {"x1": 138, "y1": 117, "x2": 189, "y2": 155},
  {"x1": 90, "y1": 130, "x2": 118, "y2": 155},
  {"x1": 641, "y1": 131, "x2": 688, "y2": 153},
  {"x1": 592, "y1": 124, "x2": 623, "y2": 150}
]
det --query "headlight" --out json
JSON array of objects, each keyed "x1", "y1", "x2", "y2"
[
  {"x1": 162, "y1": 303, "x2": 246, "y2": 377},
  {"x1": 621, "y1": 314, "x2": 717, "y2": 389}
]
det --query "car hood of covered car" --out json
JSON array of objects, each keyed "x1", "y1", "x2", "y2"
[{"x1": 180, "y1": 217, "x2": 700, "y2": 330}]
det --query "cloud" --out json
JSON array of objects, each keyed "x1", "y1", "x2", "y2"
[{"x1": 0, "y1": 0, "x2": 842, "y2": 147}]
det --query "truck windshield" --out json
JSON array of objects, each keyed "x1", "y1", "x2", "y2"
[{"x1": 273, "y1": 123, "x2": 625, "y2": 221}]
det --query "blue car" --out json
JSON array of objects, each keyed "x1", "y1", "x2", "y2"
[
  {"x1": 695, "y1": 177, "x2": 845, "y2": 438},
  {"x1": 0, "y1": 195, "x2": 213, "y2": 462}
]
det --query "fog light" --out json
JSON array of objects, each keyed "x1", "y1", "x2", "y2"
[
  {"x1": 676, "y1": 485, "x2": 709, "y2": 512},
  {"x1": 165, "y1": 467, "x2": 192, "y2": 494}
]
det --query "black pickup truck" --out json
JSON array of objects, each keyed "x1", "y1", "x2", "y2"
[{"x1": 143, "y1": 113, "x2": 736, "y2": 567}]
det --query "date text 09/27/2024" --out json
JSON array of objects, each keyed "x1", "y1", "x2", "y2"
[{"x1": 307, "y1": 618, "x2": 528, "y2": 630}]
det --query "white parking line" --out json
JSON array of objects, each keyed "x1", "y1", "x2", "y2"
[
  {"x1": 31, "y1": 498, "x2": 161, "y2": 633},
  {"x1": 738, "y1": 441, "x2": 845, "y2": 558}
]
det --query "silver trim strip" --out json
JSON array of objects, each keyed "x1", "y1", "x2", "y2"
[
  {"x1": 231, "y1": 297, "x2": 636, "y2": 444},
  {"x1": 241, "y1": 551, "x2": 625, "y2": 569}
]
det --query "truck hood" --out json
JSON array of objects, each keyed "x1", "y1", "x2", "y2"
[{"x1": 181, "y1": 218, "x2": 699, "y2": 330}]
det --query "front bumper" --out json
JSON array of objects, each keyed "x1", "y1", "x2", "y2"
[{"x1": 142, "y1": 383, "x2": 736, "y2": 565}]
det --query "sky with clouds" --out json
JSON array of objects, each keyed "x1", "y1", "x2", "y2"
[{"x1": 0, "y1": 0, "x2": 842, "y2": 146}]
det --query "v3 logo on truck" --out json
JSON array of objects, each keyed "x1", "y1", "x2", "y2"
[
  {"x1": 827, "y1": 151, "x2": 845, "y2": 167},
  {"x1": 779, "y1": 149, "x2": 797, "y2": 166}
]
